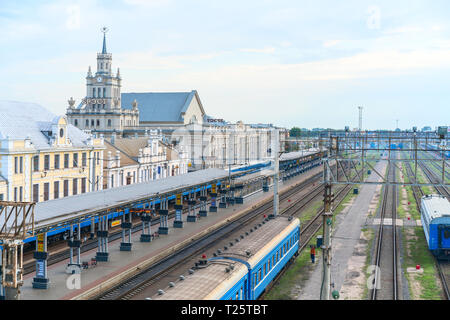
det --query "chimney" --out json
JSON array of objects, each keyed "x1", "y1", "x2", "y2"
[
  {"x1": 138, "y1": 148, "x2": 143, "y2": 163},
  {"x1": 116, "y1": 150, "x2": 121, "y2": 167},
  {"x1": 107, "y1": 151, "x2": 113, "y2": 169}
]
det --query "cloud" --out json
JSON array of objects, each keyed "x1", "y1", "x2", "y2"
[
  {"x1": 240, "y1": 47, "x2": 276, "y2": 54},
  {"x1": 123, "y1": 0, "x2": 170, "y2": 6},
  {"x1": 383, "y1": 26, "x2": 424, "y2": 35},
  {"x1": 323, "y1": 40, "x2": 341, "y2": 48}
]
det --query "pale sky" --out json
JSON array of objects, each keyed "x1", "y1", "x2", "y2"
[{"x1": 0, "y1": 0, "x2": 449, "y2": 130}]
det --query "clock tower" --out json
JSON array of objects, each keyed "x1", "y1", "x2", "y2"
[{"x1": 66, "y1": 27, "x2": 139, "y2": 137}]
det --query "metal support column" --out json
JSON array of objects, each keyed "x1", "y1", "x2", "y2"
[
  {"x1": 187, "y1": 189, "x2": 197, "y2": 222},
  {"x1": 173, "y1": 193, "x2": 184, "y2": 228},
  {"x1": 140, "y1": 205, "x2": 152, "y2": 242},
  {"x1": 235, "y1": 183, "x2": 244, "y2": 204},
  {"x1": 199, "y1": 186, "x2": 208, "y2": 217},
  {"x1": 320, "y1": 164, "x2": 333, "y2": 300},
  {"x1": 209, "y1": 183, "x2": 218, "y2": 212},
  {"x1": 271, "y1": 129, "x2": 280, "y2": 218},
  {"x1": 120, "y1": 209, "x2": 133, "y2": 251},
  {"x1": 66, "y1": 223, "x2": 81, "y2": 274},
  {"x1": 0, "y1": 246, "x2": 3, "y2": 299},
  {"x1": 96, "y1": 215, "x2": 109, "y2": 262},
  {"x1": 1, "y1": 240, "x2": 24, "y2": 300},
  {"x1": 32, "y1": 232, "x2": 49, "y2": 289},
  {"x1": 227, "y1": 182, "x2": 236, "y2": 205},
  {"x1": 158, "y1": 197, "x2": 169, "y2": 234},
  {"x1": 90, "y1": 216, "x2": 95, "y2": 239},
  {"x1": 262, "y1": 177, "x2": 268, "y2": 192},
  {"x1": 219, "y1": 184, "x2": 227, "y2": 208}
]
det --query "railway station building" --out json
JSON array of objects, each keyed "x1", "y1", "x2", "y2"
[
  {"x1": 0, "y1": 101, "x2": 105, "y2": 203},
  {"x1": 102, "y1": 130, "x2": 189, "y2": 189},
  {"x1": 66, "y1": 31, "x2": 280, "y2": 171}
]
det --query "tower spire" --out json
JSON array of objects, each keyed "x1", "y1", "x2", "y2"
[{"x1": 101, "y1": 27, "x2": 108, "y2": 54}]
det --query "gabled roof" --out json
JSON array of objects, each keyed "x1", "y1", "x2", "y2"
[
  {"x1": 0, "y1": 100, "x2": 93, "y2": 149},
  {"x1": 103, "y1": 140, "x2": 138, "y2": 167},
  {"x1": 121, "y1": 90, "x2": 205, "y2": 123}
]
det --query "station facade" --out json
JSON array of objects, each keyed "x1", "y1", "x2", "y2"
[
  {"x1": 103, "y1": 130, "x2": 189, "y2": 189},
  {"x1": 0, "y1": 101, "x2": 105, "y2": 203},
  {"x1": 66, "y1": 31, "x2": 281, "y2": 171}
]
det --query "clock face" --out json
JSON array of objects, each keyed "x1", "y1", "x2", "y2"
[{"x1": 97, "y1": 77, "x2": 102, "y2": 82}]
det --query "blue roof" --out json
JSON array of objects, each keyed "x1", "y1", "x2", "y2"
[{"x1": 121, "y1": 91, "x2": 197, "y2": 123}]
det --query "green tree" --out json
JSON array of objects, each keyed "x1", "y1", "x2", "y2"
[{"x1": 290, "y1": 127, "x2": 301, "y2": 137}]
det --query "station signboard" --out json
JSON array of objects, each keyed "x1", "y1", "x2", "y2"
[
  {"x1": 37, "y1": 234, "x2": 45, "y2": 252},
  {"x1": 111, "y1": 220, "x2": 121, "y2": 227}
]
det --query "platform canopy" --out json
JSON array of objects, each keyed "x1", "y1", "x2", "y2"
[{"x1": 32, "y1": 168, "x2": 232, "y2": 231}]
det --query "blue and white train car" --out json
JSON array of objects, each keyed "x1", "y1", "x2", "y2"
[
  {"x1": 421, "y1": 194, "x2": 450, "y2": 260},
  {"x1": 153, "y1": 216, "x2": 300, "y2": 300}
]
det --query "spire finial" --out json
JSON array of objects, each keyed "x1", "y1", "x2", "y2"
[{"x1": 101, "y1": 27, "x2": 109, "y2": 54}]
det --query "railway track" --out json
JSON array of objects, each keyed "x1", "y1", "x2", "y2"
[
  {"x1": 94, "y1": 170, "x2": 330, "y2": 300},
  {"x1": 415, "y1": 159, "x2": 450, "y2": 300},
  {"x1": 403, "y1": 161, "x2": 424, "y2": 206},
  {"x1": 96, "y1": 163, "x2": 357, "y2": 300},
  {"x1": 258, "y1": 181, "x2": 357, "y2": 300},
  {"x1": 370, "y1": 160, "x2": 399, "y2": 300},
  {"x1": 23, "y1": 170, "x2": 322, "y2": 275},
  {"x1": 419, "y1": 161, "x2": 450, "y2": 199},
  {"x1": 436, "y1": 261, "x2": 450, "y2": 300}
]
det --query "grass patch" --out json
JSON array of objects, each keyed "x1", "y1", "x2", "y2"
[
  {"x1": 264, "y1": 227, "x2": 322, "y2": 300},
  {"x1": 265, "y1": 185, "x2": 357, "y2": 299},
  {"x1": 403, "y1": 227, "x2": 442, "y2": 300},
  {"x1": 362, "y1": 227, "x2": 375, "y2": 300}
]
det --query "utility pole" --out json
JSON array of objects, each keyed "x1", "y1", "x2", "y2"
[
  {"x1": 272, "y1": 129, "x2": 279, "y2": 217},
  {"x1": 358, "y1": 106, "x2": 363, "y2": 132},
  {"x1": 320, "y1": 136, "x2": 336, "y2": 300}
]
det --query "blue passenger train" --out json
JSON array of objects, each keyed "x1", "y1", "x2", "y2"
[
  {"x1": 23, "y1": 152, "x2": 321, "y2": 247},
  {"x1": 154, "y1": 216, "x2": 300, "y2": 300},
  {"x1": 421, "y1": 194, "x2": 450, "y2": 260}
]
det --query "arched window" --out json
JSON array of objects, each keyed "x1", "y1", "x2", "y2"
[
  {"x1": 103, "y1": 88, "x2": 106, "y2": 98},
  {"x1": 107, "y1": 119, "x2": 112, "y2": 127},
  {"x1": 96, "y1": 119, "x2": 100, "y2": 127},
  {"x1": 93, "y1": 87, "x2": 96, "y2": 98},
  {"x1": 91, "y1": 120, "x2": 94, "y2": 127},
  {"x1": 74, "y1": 119, "x2": 78, "y2": 126},
  {"x1": 86, "y1": 119, "x2": 89, "y2": 127}
]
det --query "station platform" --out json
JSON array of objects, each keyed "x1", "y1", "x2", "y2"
[{"x1": 21, "y1": 164, "x2": 324, "y2": 300}]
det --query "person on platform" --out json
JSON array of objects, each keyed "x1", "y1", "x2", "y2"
[{"x1": 310, "y1": 245, "x2": 316, "y2": 264}]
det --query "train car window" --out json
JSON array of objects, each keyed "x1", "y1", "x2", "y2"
[
  {"x1": 444, "y1": 230, "x2": 450, "y2": 239},
  {"x1": 264, "y1": 263, "x2": 267, "y2": 276},
  {"x1": 254, "y1": 274, "x2": 257, "y2": 288},
  {"x1": 240, "y1": 288, "x2": 243, "y2": 300},
  {"x1": 236, "y1": 292, "x2": 239, "y2": 300}
]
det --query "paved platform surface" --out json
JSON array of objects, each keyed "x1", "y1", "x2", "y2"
[
  {"x1": 21, "y1": 165, "x2": 323, "y2": 300},
  {"x1": 298, "y1": 160, "x2": 387, "y2": 300}
]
